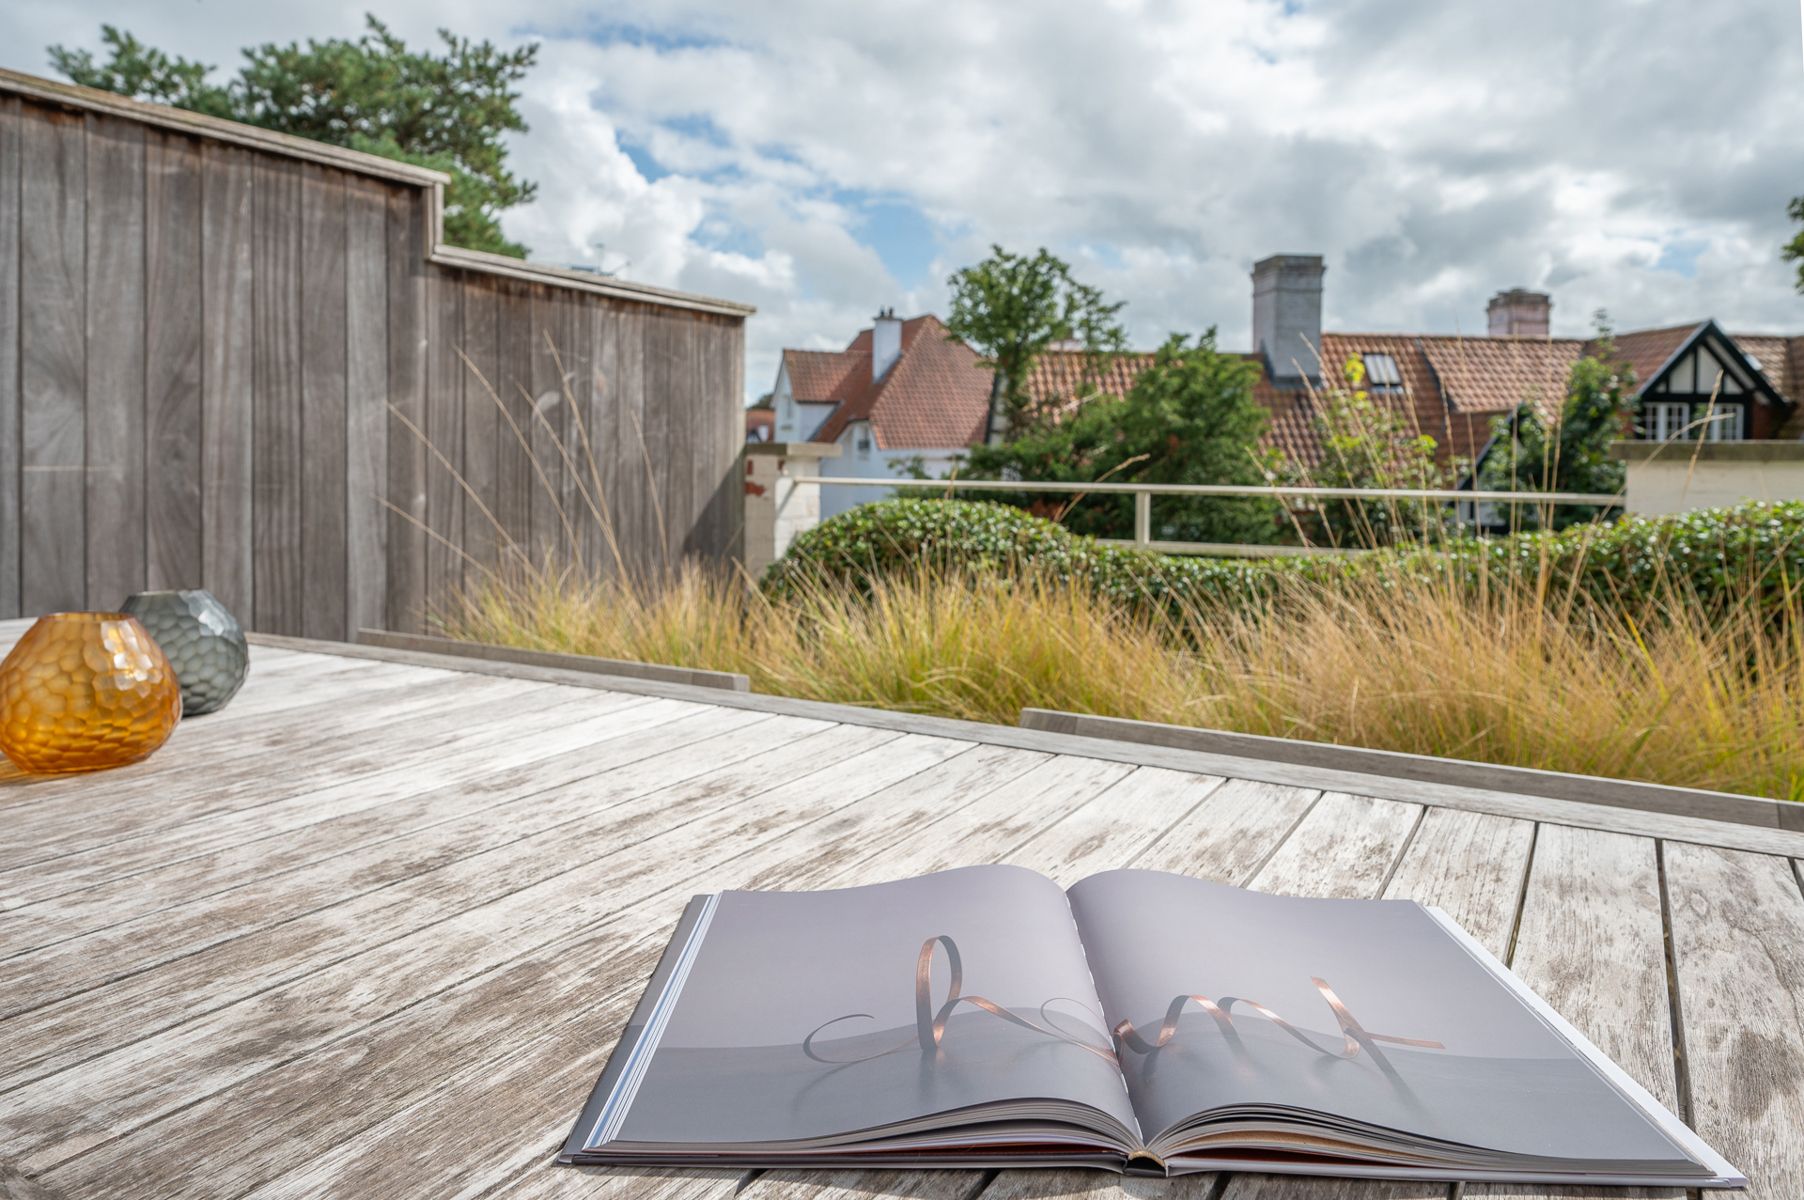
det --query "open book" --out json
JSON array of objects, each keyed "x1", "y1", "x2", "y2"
[{"x1": 561, "y1": 865, "x2": 1741, "y2": 1187}]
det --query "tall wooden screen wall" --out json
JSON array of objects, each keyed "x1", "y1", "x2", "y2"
[{"x1": 0, "y1": 72, "x2": 749, "y2": 639}]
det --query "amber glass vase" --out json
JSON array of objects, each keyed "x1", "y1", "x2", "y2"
[{"x1": 0, "y1": 613, "x2": 183, "y2": 775}]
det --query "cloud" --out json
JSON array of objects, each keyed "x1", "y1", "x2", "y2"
[{"x1": 7, "y1": 0, "x2": 1801, "y2": 401}]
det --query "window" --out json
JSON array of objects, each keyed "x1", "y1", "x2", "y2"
[
  {"x1": 1644, "y1": 401, "x2": 1688, "y2": 441},
  {"x1": 1361, "y1": 352, "x2": 1404, "y2": 390},
  {"x1": 1702, "y1": 402, "x2": 1739, "y2": 442},
  {"x1": 854, "y1": 430, "x2": 873, "y2": 456}
]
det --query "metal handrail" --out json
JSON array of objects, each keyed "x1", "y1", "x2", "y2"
[
  {"x1": 798, "y1": 475, "x2": 1622, "y2": 506},
  {"x1": 785, "y1": 473, "x2": 1622, "y2": 559}
]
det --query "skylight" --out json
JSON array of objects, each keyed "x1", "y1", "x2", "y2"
[{"x1": 1362, "y1": 352, "x2": 1403, "y2": 389}]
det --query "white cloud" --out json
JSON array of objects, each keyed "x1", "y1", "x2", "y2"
[{"x1": 6, "y1": 0, "x2": 1801, "y2": 400}]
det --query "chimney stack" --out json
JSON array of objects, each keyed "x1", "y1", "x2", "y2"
[
  {"x1": 1251, "y1": 255, "x2": 1325, "y2": 383},
  {"x1": 871, "y1": 307, "x2": 902, "y2": 382},
  {"x1": 1486, "y1": 289, "x2": 1551, "y2": 337}
]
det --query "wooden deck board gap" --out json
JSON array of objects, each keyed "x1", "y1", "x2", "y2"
[
  {"x1": 1655, "y1": 840, "x2": 1699, "y2": 1137},
  {"x1": 1375, "y1": 802, "x2": 1431, "y2": 896},
  {"x1": 1501, "y1": 821, "x2": 1542, "y2": 970}
]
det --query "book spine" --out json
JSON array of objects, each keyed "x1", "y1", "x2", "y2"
[{"x1": 558, "y1": 894, "x2": 714, "y2": 1163}]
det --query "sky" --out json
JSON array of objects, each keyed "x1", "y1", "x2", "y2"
[{"x1": 5, "y1": 1, "x2": 1802, "y2": 402}]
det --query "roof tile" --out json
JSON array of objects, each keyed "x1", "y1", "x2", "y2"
[{"x1": 811, "y1": 315, "x2": 992, "y2": 450}]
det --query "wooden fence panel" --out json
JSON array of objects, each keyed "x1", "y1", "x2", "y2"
[
  {"x1": 4, "y1": 81, "x2": 748, "y2": 638},
  {"x1": 18, "y1": 106, "x2": 86, "y2": 616},
  {"x1": 612, "y1": 304, "x2": 649, "y2": 575},
  {"x1": 528, "y1": 287, "x2": 564, "y2": 566},
  {"x1": 0, "y1": 96, "x2": 21, "y2": 617},
  {"x1": 425, "y1": 267, "x2": 465, "y2": 611},
  {"x1": 556, "y1": 288, "x2": 589, "y2": 573},
  {"x1": 642, "y1": 310, "x2": 690, "y2": 570},
  {"x1": 384, "y1": 184, "x2": 428, "y2": 632},
  {"x1": 299, "y1": 164, "x2": 349, "y2": 640},
  {"x1": 458, "y1": 280, "x2": 501, "y2": 578},
  {"x1": 251, "y1": 155, "x2": 303, "y2": 632},
  {"x1": 144, "y1": 129, "x2": 204, "y2": 592},
  {"x1": 84, "y1": 112, "x2": 148, "y2": 610},
  {"x1": 495, "y1": 283, "x2": 534, "y2": 566},
  {"x1": 199, "y1": 142, "x2": 256, "y2": 621},
  {"x1": 344, "y1": 175, "x2": 389, "y2": 638},
  {"x1": 586, "y1": 299, "x2": 621, "y2": 578}
]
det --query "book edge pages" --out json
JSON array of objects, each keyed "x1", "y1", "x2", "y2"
[
  {"x1": 1419, "y1": 904, "x2": 1745, "y2": 1187},
  {"x1": 558, "y1": 893, "x2": 720, "y2": 1163}
]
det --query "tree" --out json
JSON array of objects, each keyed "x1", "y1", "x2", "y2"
[
  {"x1": 944, "y1": 246, "x2": 1127, "y2": 444},
  {"x1": 955, "y1": 331, "x2": 1280, "y2": 545},
  {"x1": 50, "y1": 17, "x2": 538, "y2": 257},
  {"x1": 1476, "y1": 315, "x2": 1633, "y2": 531},
  {"x1": 1286, "y1": 357, "x2": 1460, "y2": 547},
  {"x1": 1785, "y1": 196, "x2": 1804, "y2": 292}
]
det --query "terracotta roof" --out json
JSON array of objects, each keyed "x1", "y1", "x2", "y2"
[
  {"x1": 782, "y1": 348, "x2": 870, "y2": 408},
  {"x1": 1608, "y1": 324, "x2": 1701, "y2": 391},
  {"x1": 1728, "y1": 332, "x2": 1800, "y2": 399},
  {"x1": 1781, "y1": 336, "x2": 1804, "y2": 437},
  {"x1": 1022, "y1": 350, "x2": 1154, "y2": 411},
  {"x1": 1257, "y1": 383, "x2": 1325, "y2": 466},
  {"x1": 744, "y1": 408, "x2": 774, "y2": 442},
  {"x1": 1410, "y1": 336, "x2": 1584, "y2": 416},
  {"x1": 811, "y1": 315, "x2": 992, "y2": 450}
]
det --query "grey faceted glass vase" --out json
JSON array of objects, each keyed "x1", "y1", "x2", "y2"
[{"x1": 120, "y1": 589, "x2": 250, "y2": 717}]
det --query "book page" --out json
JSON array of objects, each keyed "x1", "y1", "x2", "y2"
[
  {"x1": 1067, "y1": 869, "x2": 1695, "y2": 1168},
  {"x1": 609, "y1": 864, "x2": 1138, "y2": 1149}
]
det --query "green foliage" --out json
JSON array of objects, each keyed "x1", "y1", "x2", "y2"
[
  {"x1": 1785, "y1": 196, "x2": 1804, "y2": 293},
  {"x1": 1477, "y1": 317, "x2": 1633, "y2": 530},
  {"x1": 1284, "y1": 356, "x2": 1461, "y2": 546},
  {"x1": 763, "y1": 498, "x2": 1328, "y2": 614},
  {"x1": 952, "y1": 331, "x2": 1280, "y2": 544},
  {"x1": 944, "y1": 245, "x2": 1127, "y2": 441},
  {"x1": 50, "y1": 16, "x2": 538, "y2": 257},
  {"x1": 766, "y1": 497, "x2": 1804, "y2": 624},
  {"x1": 47, "y1": 27, "x2": 235, "y2": 118}
]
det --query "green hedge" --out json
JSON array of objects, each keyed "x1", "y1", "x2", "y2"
[{"x1": 763, "y1": 497, "x2": 1804, "y2": 618}]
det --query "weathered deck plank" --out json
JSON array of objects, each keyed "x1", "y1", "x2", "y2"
[
  {"x1": 7, "y1": 732, "x2": 979, "y2": 1176},
  {"x1": 0, "y1": 691, "x2": 667, "y2": 931},
  {"x1": 1663, "y1": 842, "x2": 1804, "y2": 1200},
  {"x1": 0, "y1": 673, "x2": 556, "y2": 867},
  {"x1": 0, "y1": 641, "x2": 1798, "y2": 1200},
  {"x1": 1467, "y1": 824, "x2": 1683, "y2": 1200}
]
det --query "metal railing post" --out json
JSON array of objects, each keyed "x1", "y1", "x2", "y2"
[{"x1": 1134, "y1": 492, "x2": 1151, "y2": 547}]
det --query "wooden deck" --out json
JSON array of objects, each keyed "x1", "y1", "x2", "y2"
[{"x1": 2, "y1": 620, "x2": 1802, "y2": 1200}]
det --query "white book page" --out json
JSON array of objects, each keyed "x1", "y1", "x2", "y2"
[
  {"x1": 607, "y1": 864, "x2": 1139, "y2": 1149},
  {"x1": 1067, "y1": 868, "x2": 1708, "y2": 1172}
]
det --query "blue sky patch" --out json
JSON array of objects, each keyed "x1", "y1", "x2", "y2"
[
  {"x1": 847, "y1": 195, "x2": 942, "y2": 291},
  {"x1": 1655, "y1": 239, "x2": 1707, "y2": 278}
]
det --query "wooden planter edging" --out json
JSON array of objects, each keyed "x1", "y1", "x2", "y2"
[
  {"x1": 353, "y1": 630, "x2": 751, "y2": 693},
  {"x1": 1019, "y1": 708, "x2": 1804, "y2": 835}
]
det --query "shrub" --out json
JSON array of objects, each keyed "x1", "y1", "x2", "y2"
[{"x1": 765, "y1": 497, "x2": 1804, "y2": 621}]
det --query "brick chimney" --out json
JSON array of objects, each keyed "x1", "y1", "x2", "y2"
[
  {"x1": 1486, "y1": 289, "x2": 1552, "y2": 337},
  {"x1": 871, "y1": 308, "x2": 902, "y2": 382},
  {"x1": 1251, "y1": 255, "x2": 1325, "y2": 383}
]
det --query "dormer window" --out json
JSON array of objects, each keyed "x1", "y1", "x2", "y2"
[{"x1": 1362, "y1": 353, "x2": 1403, "y2": 391}]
